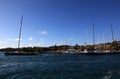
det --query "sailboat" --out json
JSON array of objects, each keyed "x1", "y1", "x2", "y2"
[
  {"x1": 83, "y1": 24, "x2": 120, "y2": 55},
  {"x1": 4, "y1": 16, "x2": 37, "y2": 56}
]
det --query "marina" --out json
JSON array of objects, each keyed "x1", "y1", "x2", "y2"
[{"x1": 0, "y1": 0, "x2": 120, "y2": 79}]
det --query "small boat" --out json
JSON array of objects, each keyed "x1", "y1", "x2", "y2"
[{"x1": 5, "y1": 16, "x2": 37, "y2": 56}]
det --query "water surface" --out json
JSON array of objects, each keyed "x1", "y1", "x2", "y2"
[{"x1": 0, "y1": 52, "x2": 120, "y2": 79}]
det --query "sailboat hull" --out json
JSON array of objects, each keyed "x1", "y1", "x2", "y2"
[
  {"x1": 4, "y1": 52, "x2": 37, "y2": 56},
  {"x1": 78, "y1": 52, "x2": 120, "y2": 55}
]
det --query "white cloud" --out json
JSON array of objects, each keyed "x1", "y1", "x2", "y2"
[
  {"x1": 28, "y1": 44, "x2": 33, "y2": 47},
  {"x1": 0, "y1": 40, "x2": 6, "y2": 44},
  {"x1": 6, "y1": 38, "x2": 19, "y2": 41},
  {"x1": 0, "y1": 38, "x2": 21, "y2": 48},
  {"x1": 59, "y1": 41, "x2": 65, "y2": 45},
  {"x1": 28, "y1": 37, "x2": 33, "y2": 41},
  {"x1": 36, "y1": 42, "x2": 44, "y2": 46},
  {"x1": 38, "y1": 30, "x2": 48, "y2": 35}
]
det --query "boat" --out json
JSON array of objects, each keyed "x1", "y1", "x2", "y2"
[
  {"x1": 5, "y1": 51, "x2": 37, "y2": 56},
  {"x1": 5, "y1": 16, "x2": 37, "y2": 56},
  {"x1": 78, "y1": 23, "x2": 120, "y2": 55}
]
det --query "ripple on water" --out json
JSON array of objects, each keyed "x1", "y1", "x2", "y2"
[
  {"x1": 103, "y1": 70, "x2": 112, "y2": 79},
  {"x1": 0, "y1": 53, "x2": 120, "y2": 79},
  {"x1": 5, "y1": 72, "x2": 36, "y2": 79}
]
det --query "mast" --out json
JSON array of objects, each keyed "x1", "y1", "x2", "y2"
[
  {"x1": 92, "y1": 22, "x2": 95, "y2": 51},
  {"x1": 85, "y1": 28, "x2": 88, "y2": 45},
  {"x1": 111, "y1": 24, "x2": 114, "y2": 42},
  {"x1": 93, "y1": 22, "x2": 95, "y2": 46},
  {"x1": 18, "y1": 16, "x2": 23, "y2": 48},
  {"x1": 103, "y1": 33, "x2": 106, "y2": 51},
  {"x1": 84, "y1": 28, "x2": 88, "y2": 50}
]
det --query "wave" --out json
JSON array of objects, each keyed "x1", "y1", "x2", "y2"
[{"x1": 103, "y1": 70, "x2": 112, "y2": 79}]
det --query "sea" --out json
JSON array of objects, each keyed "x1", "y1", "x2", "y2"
[{"x1": 0, "y1": 52, "x2": 120, "y2": 79}]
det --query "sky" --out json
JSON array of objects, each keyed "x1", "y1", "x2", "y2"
[{"x1": 0, "y1": 0, "x2": 120, "y2": 48}]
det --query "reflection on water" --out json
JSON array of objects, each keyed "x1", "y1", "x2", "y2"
[{"x1": 0, "y1": 52, "x2": 120, "y2": 79}]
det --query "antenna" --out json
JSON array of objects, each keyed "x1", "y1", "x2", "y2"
[{"x1": 18, "y1": 16, "x2": 23, "y2": 48}]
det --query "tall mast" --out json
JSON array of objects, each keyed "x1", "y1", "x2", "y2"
[
  {"x1": 111, "y1": 24, "x2": 114, "y2": 42},
  {"x1": 18, "y1": 16, "x2": 23, "y2": 48},
  {"x1": 93, "y1": 22, "x2": 95, "y2": 46},
  {"x1": 103, "y1": 32, "x2": 106, "y2": 50}
]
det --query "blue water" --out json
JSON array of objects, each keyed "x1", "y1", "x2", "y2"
[{"x1": 0, "y1": 52, "x2": 120, "y2": 79}]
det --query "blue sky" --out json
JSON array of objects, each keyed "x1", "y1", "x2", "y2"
[{"x1": 0, "y1": 0, "x2": 120, "y2": 48}]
